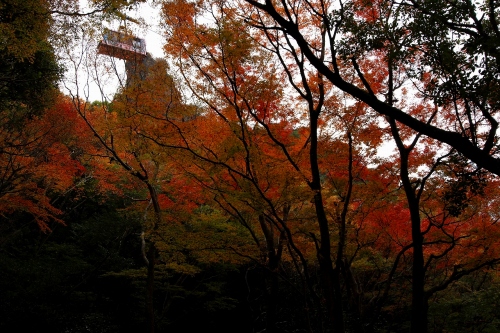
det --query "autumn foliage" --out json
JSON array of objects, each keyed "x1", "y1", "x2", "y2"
[{"x1": 2, "y1": 0, "x2": 500, "y2": 332}]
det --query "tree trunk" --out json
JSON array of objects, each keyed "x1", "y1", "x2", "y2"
[
  {"x1": 388, "y1": 118, "x2": 427, "y2": 333},
  {"x1": 145, "y1": 182, "x2": 162, "y2": 333},
  {"x1": 310, "y1": 111, "x2": 345, "y2": 333},
  {"x1": 409, "y1": 201, "x2": 426, "y2": 333},
  {"x1": 146, "y1": 243, "x2": 156, "y2": 333}
]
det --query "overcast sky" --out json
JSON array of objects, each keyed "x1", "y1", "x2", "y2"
[{"x1": 123, "y1": 2, "x2": 165, "y2": 58}]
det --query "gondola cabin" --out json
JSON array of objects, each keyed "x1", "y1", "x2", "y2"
[{"x1": 97, "y1": 30, "x2": 147, "y2": 61}]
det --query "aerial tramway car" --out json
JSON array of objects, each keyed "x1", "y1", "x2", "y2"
[{"x1": 97, "y1": 29, "x2": 147, "y2": 61}]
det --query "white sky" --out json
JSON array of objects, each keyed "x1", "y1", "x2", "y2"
[{"x1": 115, "y1": 2, "x2": 165, "y2": 59}]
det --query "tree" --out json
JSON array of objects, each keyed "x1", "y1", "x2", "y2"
[
  {"x1": 240, "y1": 0, "x2": 500, "y2": 176},
  {"x1": 0, "y1": 94, "x2": 93, "y2": 230},
  {"x1": 70, "y1": 53, "x2": 203, "y2": 332},
  {"x1": 359, "y1": 115, "x2": 500, "y2": 333},
  {"x1": 222, "y1": 1, "x2": 500, "y2": 331},
  {"x1": 51, "y1": 1, "x2": 500, "y2": 331},
  {"x1": 161, "y1": 2, "x2": 392, "y2": 331}
]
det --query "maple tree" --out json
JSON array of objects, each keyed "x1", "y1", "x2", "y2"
[
  {"x1": 212, "y1": 0, "x2": 500, "y2": 331},
  {"x1": 339, "y1": 107, "x2": 500, "y2": 333},
  {"x1": 0, "y1": 3, "x2": 113, "y2": 264},
  {"x1": 239, "y1": 0, "x2": 500, "y2": 176},
  {"x1": 0, "y1": 96, "x2": 88, "y2": 231},
  {"x1": 3, "y1": 0, "x2": 500, "y2": 331},
  {"x1": 69, "y1": 52, "x2": 224, "y2": 331},
  {"x1": 181, "y1": 122, "x2": 317, "y2": 330},
  {"x1": 158, "y1": 0, "x2": 500, "y2": 331},
  {"x1": 160, "y1": 1, "x2": 397, "y2": 330}
]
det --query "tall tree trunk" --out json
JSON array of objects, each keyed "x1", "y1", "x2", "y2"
[
  {"x1": 259, "y1": 215, "x2": 279, "y2": 332},
  {"x1": 388, "y1": 119, "x2": 427, "y2": 333},
  {"x1": 310, "y1": 114, "x2": 345, "y2": 333},
  {"x1": 409, "y1": 200, "x2": 426, "y2": 333},
  {"x1": 146, "y1": 243, "x2": 156, "y2": 333},
  {"x1": 339, "y1": 133, "x2": 367, "y2": 331},
  {"x1": 259, "y1": 209, "x2": 287, "y2": 332},
  {"x1": 145, "y1": 182, "x2": 162, "y2": 333}
]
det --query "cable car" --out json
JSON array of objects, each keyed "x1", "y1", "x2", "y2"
[{"x1": 97, "y1": 29, "x2": 147, "y2": 61}]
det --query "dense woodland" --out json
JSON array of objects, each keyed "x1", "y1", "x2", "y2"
[{"x1": 1, "y1": 0, "x2": 500, "y2": 332}]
